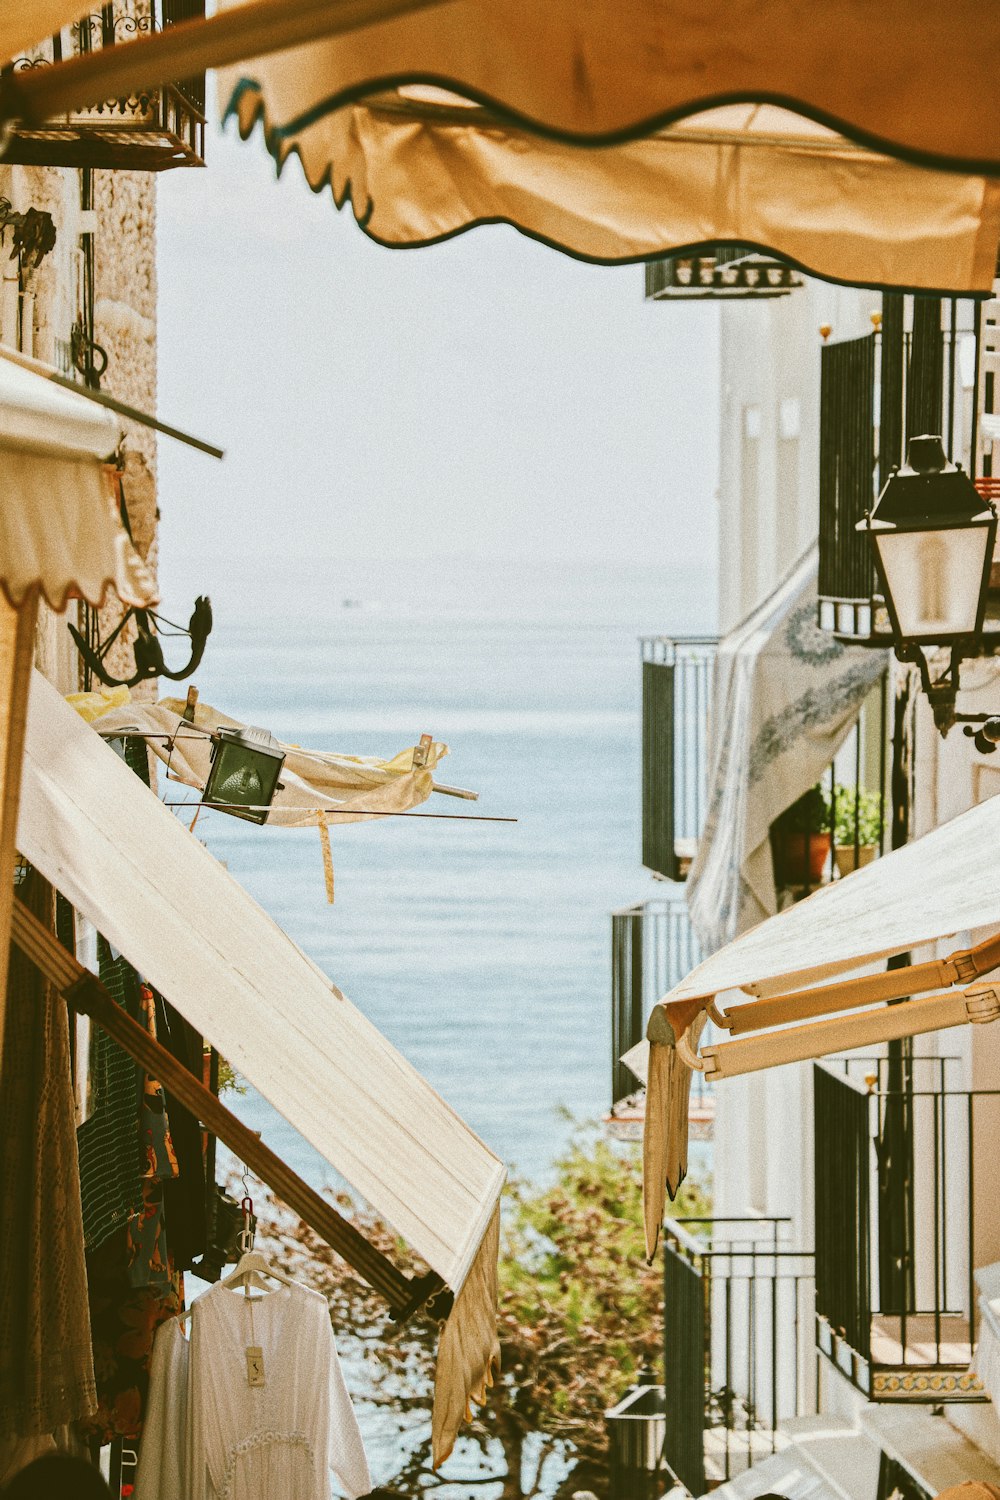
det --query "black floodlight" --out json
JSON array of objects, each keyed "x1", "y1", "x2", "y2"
[{"x1": 202, "y1": 725, "x2": 285, "y2": 824}]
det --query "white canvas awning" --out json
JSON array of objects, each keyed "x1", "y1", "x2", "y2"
[
  {"x1": 665, "y1": 792, "x2": 1000, "y2": 1007},
  {"x1": 0, "y1": 352, "x2": 156, "y2": 1052},
  {"x1": 0, "y1": 354, "x2": 156, "y2": 613},
  {"x1": 16, "y1": 672, "x2": 505, "y2": 1465},
  {"x1": 632, "y1": 790, "x2": 1000, "y2": 1256}
]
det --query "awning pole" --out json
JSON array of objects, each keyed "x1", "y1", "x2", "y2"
[
  {"x1": 0, "y1": 346, "x2": 223, "y2": 459},
  {"x1": 10, "y1": 894, "x2": 446, "y2": 1320},
  {"x1": 1, "y1": 0, "x2": 451, "y2": 126}
]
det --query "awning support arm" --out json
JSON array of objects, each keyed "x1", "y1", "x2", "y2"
[
  {"x1": 720, "y1": 928, "x2": 1000, "y2": 1035},
  {"x1": 10, "y1": 893, "x2": 447, "y2": 1322},
  {"x1": 701, "y1": 984, "x2": 1000, "y2": 1080}
]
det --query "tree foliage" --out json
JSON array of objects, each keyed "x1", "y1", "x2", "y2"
[{"x1": 254, "y1": 1121, "x2": 709, "y2": 1499}]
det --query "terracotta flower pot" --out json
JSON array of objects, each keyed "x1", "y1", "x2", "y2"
[
  {"x1": 775, "y1": 831, "x2": 831, "y2": 886},
  {"x1": 834, "y1": 844, "x2": 877, "y2": 878}
]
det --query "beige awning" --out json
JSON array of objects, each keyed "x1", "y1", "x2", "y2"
[
  {"x1": 222, "y1": 89, "x2": 1000, "y2": 291},
  {"x1": 1, "y1": 1, "x2": 93, "y2": 64},
  {"x1": 0, "y1": 354, "x2": 156, "y2": 613},
  {"x1": 213, "y1": 0, "x2": 1000, "y2": 174},
  {"x1": 630, "y1": 790, "x2": 1000, "y2": 1257},
  {"x1": 11, "y1": 1, "x2": 1000, "y2": 173},
  {"x1": 0, "y1": 352, "x2": 157, "y2": 1051},
  {"x1": 17, "y1": 672, "x2": 505, "y2": 1465}
]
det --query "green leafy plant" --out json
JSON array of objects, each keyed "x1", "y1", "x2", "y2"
[
  {"x1": 773, "y1": 783, "x2": 830, "y2": 836},
  {"x1": 833, "y1": 784, "x2": 883, "y2": 848}
]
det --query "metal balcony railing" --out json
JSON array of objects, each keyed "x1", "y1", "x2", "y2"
[
  {"x1": 817, "y1": 294, "x2": 991, "y2": 643},
  {"x1": 641, "y1": 636, "x2": 717, "y2": 881},
  {"x1": 663, "y1": 1218, "x2": 817, "y2": 1496},
  {"x1": 4, "y1": 0, "x2": 206, "y2": 170},
  {"x1": 610, "y1": 890, "x2": 704, "y2": 1107},
  {"x1": 814, "y1": 1056, "x2": 1000, "y2": 1403},
  {"x1": 645, "y1": 247, "x2": 803, "y2": 301}
]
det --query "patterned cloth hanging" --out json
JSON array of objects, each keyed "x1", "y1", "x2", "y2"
[{"x1": 0, "y1": 872, "x2": 96, "y2": 1437}]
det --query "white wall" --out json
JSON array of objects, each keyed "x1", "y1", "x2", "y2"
[
  {"x1": 712, "y1": 275, "x2": 875, "y2": 1250},
  {"x1": 716, "y1": 278, "x2": 875, "y2": 635}
]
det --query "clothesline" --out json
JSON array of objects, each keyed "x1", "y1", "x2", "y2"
[
  {"x1": 99, "y1": 729, "x2": 482, "y2": 800},
  {"x1": 164, "y1": 801, "x2": 517, "y2": 821}
]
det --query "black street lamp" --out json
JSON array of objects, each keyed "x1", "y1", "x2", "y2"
[{"x1": 857, "y1": 434, "x2": 998, "y2": 734}]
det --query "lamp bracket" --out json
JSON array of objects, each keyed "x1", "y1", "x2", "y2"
[
  {"x1": 69, "y1": 596, "x2": 213, "y2": 690},
  {"x1": 895, "y1": 641, "x2": 967, "y2": 735}
]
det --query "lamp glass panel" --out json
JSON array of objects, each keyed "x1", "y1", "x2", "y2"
[
  {"x1": 205, "y1": 741, "x2": 282, "y2": 822},
  {"x1": 874, "y1": 523, "x2": 991, "y2": 641}
]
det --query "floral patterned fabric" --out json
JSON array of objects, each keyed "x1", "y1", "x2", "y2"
[
  {"x1": 126, "y1": 984, "x2": 180, "y2": 1291},
  {"x1": 80, "y1": 1232, "x2": 183, "y2": 1445},
  {"x1": 687, "y1": 552, "x2": 889, "y2": 951}
]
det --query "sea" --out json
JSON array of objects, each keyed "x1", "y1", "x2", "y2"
[{"x1": 159, "y1": 555, "x2": 717, "y2": 1189}]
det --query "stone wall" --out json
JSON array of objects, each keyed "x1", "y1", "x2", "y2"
[
  {"x1": 93, "y1": 168, "x2": 159, "y2": 695},
  {"x1": 0, "y1": 162, "x2": 158, "y2": 695}
]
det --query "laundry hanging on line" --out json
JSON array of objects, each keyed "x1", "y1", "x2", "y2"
[{"x1": 78, "y1": 690, "x2": 450, "y2": 827}]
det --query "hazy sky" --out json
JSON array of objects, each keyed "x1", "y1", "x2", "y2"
[{"x1": 155, "y1": 107, "x2": 721, "y2": 610}]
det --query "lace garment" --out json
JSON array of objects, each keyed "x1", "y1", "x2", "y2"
[{"x1": 135, "y1": 1281, "x2": 371, "y2": 1500}]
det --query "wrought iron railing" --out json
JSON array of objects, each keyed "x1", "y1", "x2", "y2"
[
  {"x1": 817, "y1": 295, "x2": 985, "y2": 642},
  {"x1": 641, "y1": 636, "x2": 717, "y2": 880},
  {"x1": 610, "y1": 890, "x2": 703, "y2": 1106},
  {"x1": 4, "y1": 0, "x2": 206, "y2": 169},
  {"x1": 814, "y1": 1056, "x2": 1000, "y2": 1401},
  {"x1": 646, "y1": 247, "x2": 803, "y2": 301},
  {"x1": 663, "y1": 1218, "x2": 817, "y2": 1495}
]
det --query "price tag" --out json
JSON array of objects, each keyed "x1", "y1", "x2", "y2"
[{"x1": 245, "y1": 1345, "x2": 265, "y2": 1388}]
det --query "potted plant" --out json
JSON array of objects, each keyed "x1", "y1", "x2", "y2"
[
  {"x1": 832, "y1": 784, "x2": 883, "y2": 876},
  {"x1": 771, "y1": 784, "x2": 831, "y2": 887}
]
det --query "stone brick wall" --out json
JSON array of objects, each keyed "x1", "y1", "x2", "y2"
[
  {"x1": 92, "y1": 168, "x2": 159, "y2": 696},
  {"x1": 0, "y1": 162, "x2": 158, "y2": 696}
]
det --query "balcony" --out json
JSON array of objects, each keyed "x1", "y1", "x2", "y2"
[
  {"x1": 646, "y1": 247, "x2": 803, "y2": 301},
  {"x1": 610, "y1": 888, "x2": 706, "y2": 1109},
  {"x1": 768, "y1": 669, "x2": 889, "y2": 901},
  {"x1": 817, "y1": 293, "x2": 999, "y2": 645},
  {"x1": 662, "y1": 1217, "x2": 817, "y2": 1496},
  {"x1": 641, "y1": 635, "x2": 717, "y2": 881},
  {"x1": 814, "y1": 1056, "x2": 1000, "y2": 1403},
  {"x1": 4, "y1": 0, "x2": 206, "y2": 170}
]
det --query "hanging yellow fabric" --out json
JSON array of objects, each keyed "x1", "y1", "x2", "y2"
[{"x1": 319, "y1": 815, "x2": 334, "y2": 904}]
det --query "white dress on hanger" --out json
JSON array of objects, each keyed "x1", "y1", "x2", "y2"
[{"x1": 135, "y1": 1281, "x2": 372, "y2": 1500}]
